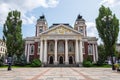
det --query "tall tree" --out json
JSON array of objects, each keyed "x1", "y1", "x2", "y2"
[
  {"x1": 96, "y1": 5, "x2": 119, "y2": 70},
  {"x1": 97, "y1": 44, "x2": 106, "y2": 65},
  {"x1": 3, "y1": 10, "x2": 23, "y2": 58}
]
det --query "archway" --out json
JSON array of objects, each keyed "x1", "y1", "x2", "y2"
[
  {"x1": 69, "y1": 56, "x2": 73, "y2": 64},
  {"x1": 59, "y1": 56, "x2": 63, "y2": 64},
  {"x1": 49, "y1": 56, "x2": 53, "y2": 64}
]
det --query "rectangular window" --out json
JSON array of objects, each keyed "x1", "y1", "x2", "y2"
[
  {"x1": 37, "y1": 42, "x2": 40, "y2": 54},
  {"x1": 30, "y1": 45, "x2": 34, "y2": 55},
  {"x1": 88, "y1": 44, "x2": 93, "y2": 55}
]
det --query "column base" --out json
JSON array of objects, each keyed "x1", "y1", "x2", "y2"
[
  {"x1": 76, "y1": 62, "x2": 80, "y2": 64},
  {"x1": 79, "y1": 64, "x2": 83, "y2": 67},
  {"x1": 44, "y1": 62, "x2": 47, "y2": 64},
  {"x1": 65, "y1": 62, "x2": 69, "y2": 65},
  {"x1": 54, "y1": 61, "x2": 58, "y2": 65}
]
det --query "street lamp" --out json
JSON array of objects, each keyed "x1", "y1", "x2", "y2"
[
  {"x1": 101, "y1": 15, "x2": 115, "y2": 70},
  {"x1": 7, "y1": 56, "x2": 12, "y2": 71}
]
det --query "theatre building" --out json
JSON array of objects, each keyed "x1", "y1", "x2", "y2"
[{"x1": 25, "y1": 14, "x2": 98, "y2": 66}]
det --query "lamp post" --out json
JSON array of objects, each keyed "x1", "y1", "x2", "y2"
[
  {"x1": 7, "y1": 56, "x2": 12, "y2": 71},
  {"x1": 101, "y1": 15, "x2": 115, "y2": 70}
]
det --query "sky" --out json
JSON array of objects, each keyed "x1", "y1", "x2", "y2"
[{"x1": 0, "y1": 0, "x2": 120, "y2": 44}]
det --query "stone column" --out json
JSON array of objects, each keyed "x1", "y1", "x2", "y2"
[
  {"x1": 44, "y1": 40, "x2": 47, "y2": 64},
  {"x1": 65, "y1": 39, "x2": 68, "y2": 64},
  {"x1": 92, "y1": 44, "x2": 96, "y2": 62},
  {"x1": 80, "y1": 40, "x2": 83, "y2": 63},
  {"x1": 95, "y1": 44, "x2": 98, "y2": 61},
  {"x1": 54, "y1": 39, "x2": 58, "y2": 64},
  {"x1": 27, "y1": 43, "x2": 30, "y2": 63},
  {"x1": 25, "y1": 43, "x2": 27, "y2": 57},
  {"x1": 40, "y1": 40, "x2": 43, "y2": 62},
  {"x1": 75, "y1": 40, "x2": 79, "y2": 63}
]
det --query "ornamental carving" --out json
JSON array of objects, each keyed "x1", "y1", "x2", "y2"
[{"x1": 48, "y1": 26, "x2": 73, "y2": 34}]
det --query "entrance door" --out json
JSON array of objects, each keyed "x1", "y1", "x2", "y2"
[
  {"x1": 59, "y1": 56, "x2": 63, "y2": 64},
  {"x1": 69, "y1": 56, "x2": 73, "y2": 64},
  {"x1": 49, "y1": 56, "x2": 53, "y2": 64}
]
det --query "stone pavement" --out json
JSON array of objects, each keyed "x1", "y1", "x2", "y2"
[{"x1": 0, "y1": 67, "x2": 120, "y2": 80}]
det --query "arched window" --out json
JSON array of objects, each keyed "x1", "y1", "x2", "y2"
[
  {"x1": 31, "y1": 45, "x2": 34, "y2": 54},
  {"x1": 48, "y1": 42, "x2": 54, "y2": 52},
  {"x1": 79, "y1": 27, "x2": 83, "y2": 33},
  {"x1": 39, "y1": 28, "x2": 43, "y2": 33},
  {"x1": 58, "y1": 41, "x2": 64, "y2": 53},
  {"x1": 68, "y1": 41, "x2": 74, "y2": 52},
  {"x1": 38, "y1": 42, "x2": 40, "y2": 53},
  {"x1": 88, "y1": 44, "x2": 92, "y2": 55}
]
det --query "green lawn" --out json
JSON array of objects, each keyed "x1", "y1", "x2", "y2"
[{"x1": 0, "y1": 65, "x2": 32, "y2": 68}]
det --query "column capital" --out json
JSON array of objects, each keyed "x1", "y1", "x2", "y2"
[
  {"x1": 40, "y1": 39, "x2": 43, "y2": 41},
  {"x1": 55, "y1": 39, "x2": 58, "y2": 41},
  {"x1": 65, "y1": 39, "x2": 68, "y2": 41},
  {"x1": 44, "y1": 39, "x2": 47, "y2": 42},
  {"x1": 75, "y1": 39, "x2": 79, "y2": 41}
]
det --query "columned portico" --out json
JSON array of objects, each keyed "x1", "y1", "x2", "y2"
[
  {"x1": 65, "y1": 39, "x2": 68, "y2": 64},
  {"x1": 75, "y1": 40, "x2": 79, "y2": 63},
  {"x1": 40, "y1": 40, "x2": 43, "y2": 62},
  {"x1": 54, "y1": 39, "x2": 58, "y2": 64},
  {"x1": 44, "y1": 40, "x2": 47, "y2": 64},
  {"x1": 79, "y1": 40, "x2": 83, "y2": 63},
  {"x1": 92, "y1": 44, "x2": 96, "y2": 62},
  {"x1": 95, "y1": 44, "x2": 98, "y2": 61},
  {"x1": 27, "y1": 43, "x2": 30, "y2": 63},
  {"x1": 25, "y1": 14, "x2": 98, "y2": 67},
  {"x1": 25, "y1": 43, "x2": 27, "y2": 57}
]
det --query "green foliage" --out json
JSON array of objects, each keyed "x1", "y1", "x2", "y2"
[
  {"x1": 0, "y1": 56, "x2": 4, "y2": 66},
  {"x1": 30, "y1": 59, "x2": 42, "y2": 67},
  {"x1": 3, "y1": 10, "x2": 23, "y2": 58},
  {"x1": 96, "y1": 5, "x2": 119, "y2": 58},
  {"x1": 86, "y1": 55, "x2": 93, "y2": 62},
  {"x1": 97, "y1": 44, "x2": 106, "y2": 66},
  {"x1": 13, "y1": 54, "x2": 27, "y2": 66},
  {"x1": 82, "y1": 60, "x2": 93, "y2": 67},
  {"x1": 82, "y1": 56, "x2": 93, "y2": 67}
]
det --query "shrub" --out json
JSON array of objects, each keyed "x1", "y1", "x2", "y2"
[
  {"x1": 0, "y1": 56, "x2": 4, "y2": 66},
  {"x1": 86, "y1": 56, "x2": 92, "y2": 63},
  {"x1": 30, "y1": 59, "x2": 41, "y2": 67},
  {"x1": 82, "y1": 60, "x2": 93, "y2": 67},
  {"x1": 114, "y1": 63, "x2": 119, "y2": 70},
  {"x1": 13, "y1": 54, "x2": 27, "y2": 66}
]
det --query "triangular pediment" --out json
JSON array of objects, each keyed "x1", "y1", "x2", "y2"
[{"x1": 41, "y1": 24, "x2": 82, "y2": 35}]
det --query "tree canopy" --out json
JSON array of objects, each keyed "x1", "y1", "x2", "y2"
[
  {"x1": 3, "y1": 10, "x2": 23, "y2": 58},
  {"x1": 96, "y1": 5, "x2": 119, "y2": 57}
]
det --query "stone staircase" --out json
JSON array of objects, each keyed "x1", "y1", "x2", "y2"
[{"x1": 44, "y1": 64, "x2": 81, "y2": 67}]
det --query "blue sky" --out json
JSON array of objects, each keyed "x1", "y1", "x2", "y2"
[{"x1": 0, "y1": 0, "x2": 120, "y2": 43}]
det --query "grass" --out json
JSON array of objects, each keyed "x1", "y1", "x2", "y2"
[
  {"x1": 0, "y1": 65, "x2": 32, "y2": 68},
  {"x1": 0, "y1": 64, "x2": 113, "y2": 68},
  {"x1": 95, "y1": 64, "x2": 112, "y2": 68},
  {"x1": 93, "y1": 63, "x2": 120, "y2": 68}
]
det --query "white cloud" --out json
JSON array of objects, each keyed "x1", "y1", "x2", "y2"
[
  {"x1": 86, "y1": 22, "x2": 102, "y2": 44},
  {"x1": 86, "y1": 22, "x2": 120, "y2": 44},
  {"x1": 0, "y1": 0, "x2": 59, "y2": 25},
  {"x1": 86, "y1": 22, "x2": 97, "y2": 37},
  {"x1": 100, "y1": 0, "x2": 120, "y2": 7}
]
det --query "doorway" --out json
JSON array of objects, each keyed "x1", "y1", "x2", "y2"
[
  {"x1": 69, "y1": 56, "x2": 73, "y2": 64},
  {"x1": 49, "y1": 56, "x2": 53, "y2": 64},
  {"x1": 59, "y1": 56, "x2": 63, "y2": 64}
]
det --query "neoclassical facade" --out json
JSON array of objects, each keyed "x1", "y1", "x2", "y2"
[
  {"x1": 0, "y1": 39, "x2": 7, "y2": 57},
  {"x1": 25, "y1": 15, "x2": 98, "y2": 66}
]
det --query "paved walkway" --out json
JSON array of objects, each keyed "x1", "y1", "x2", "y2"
[{"x1": 0, "y1": 67, "x2": 120, "y2": 80}]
